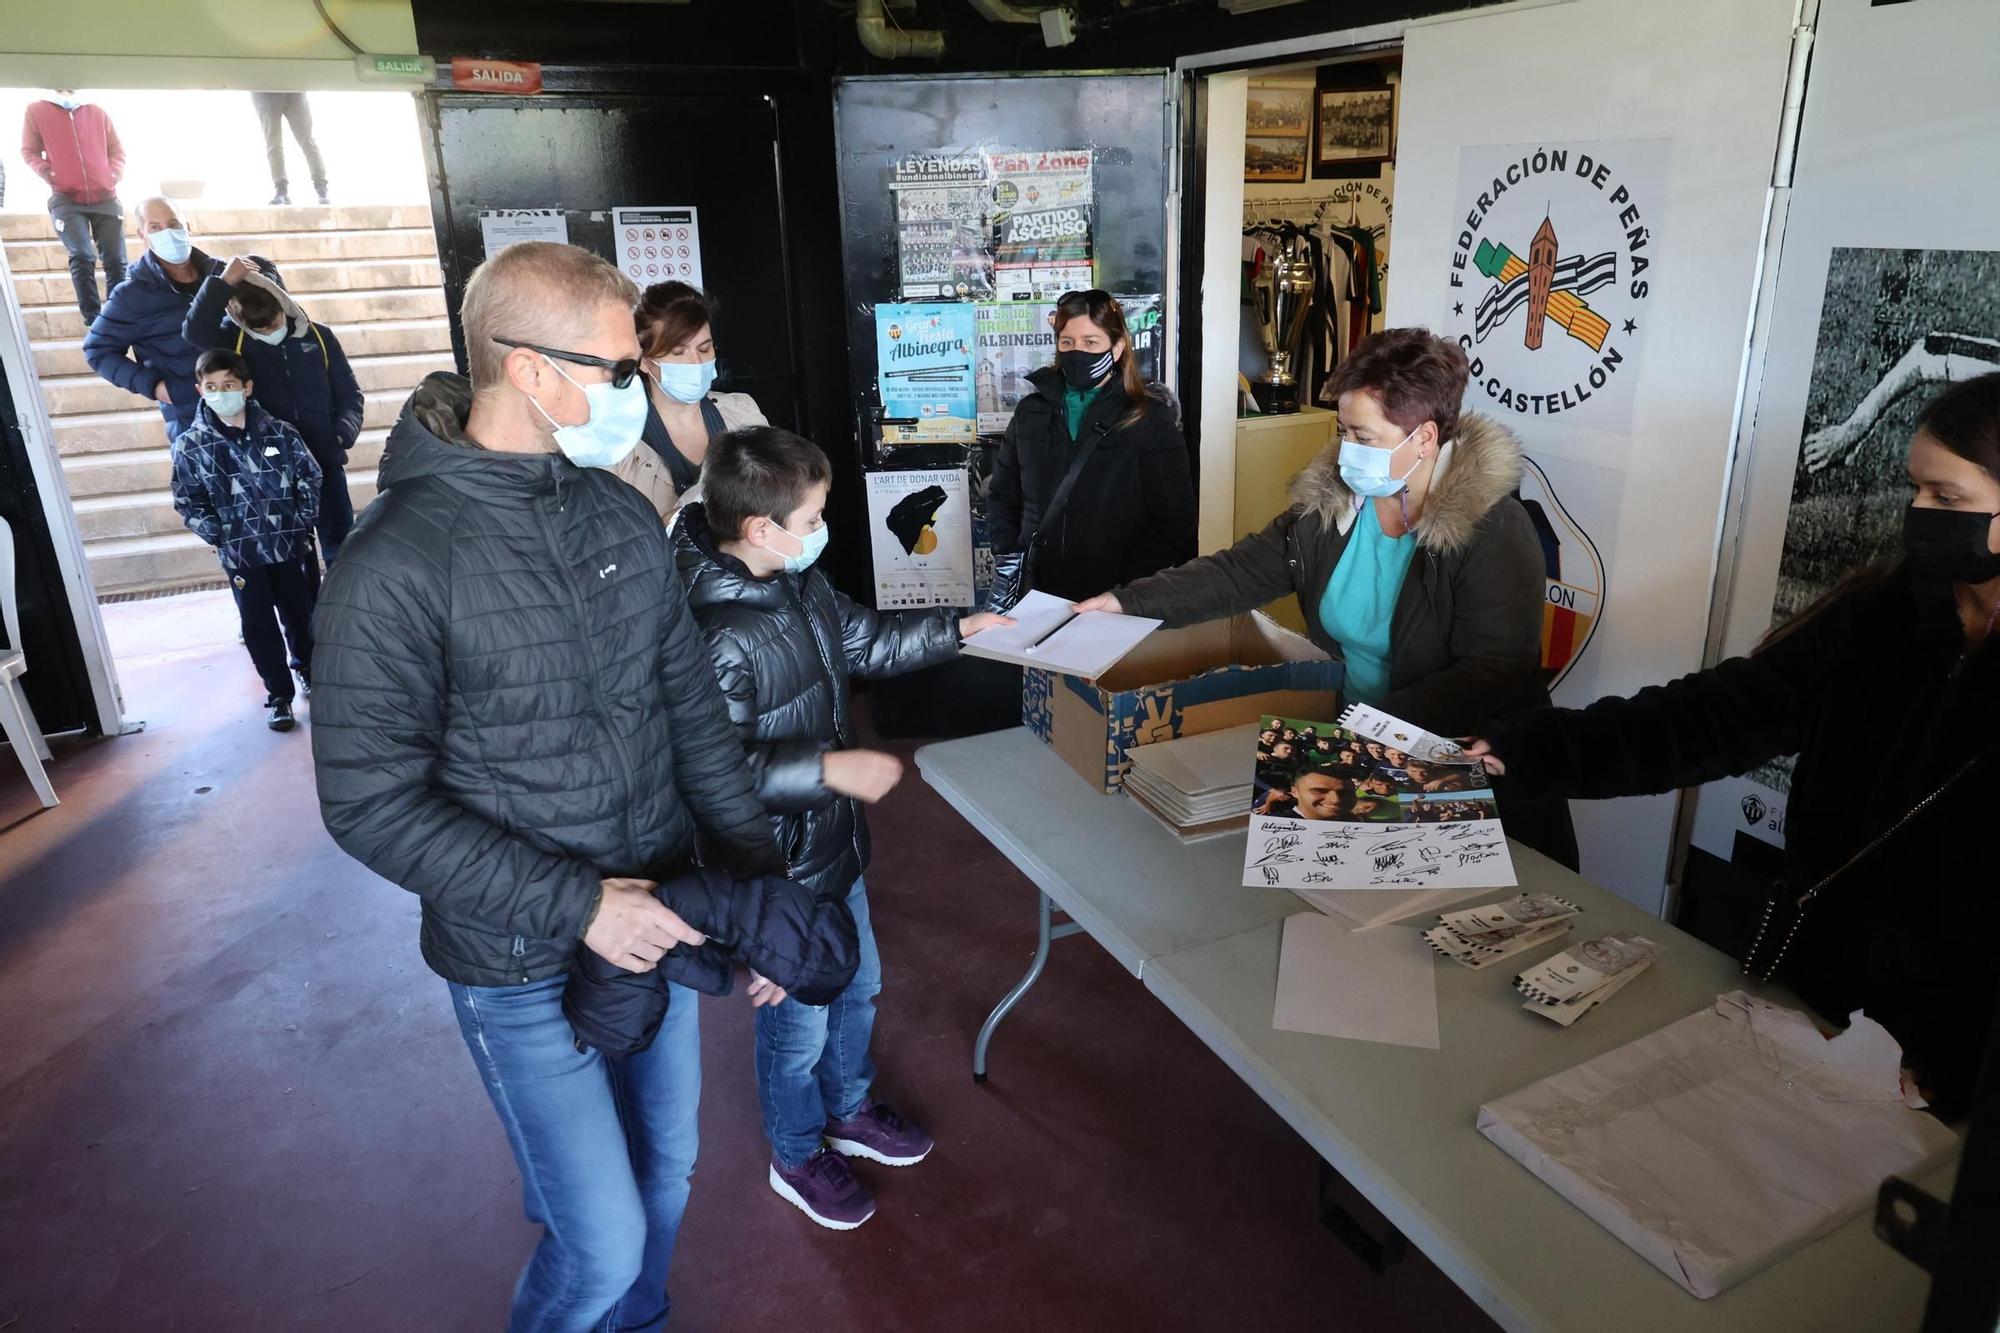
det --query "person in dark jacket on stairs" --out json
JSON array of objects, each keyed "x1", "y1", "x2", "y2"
[
  {"x1": 987, "y1": 288, "x2": 1196, "y2": 602},
  {"x1": 309, "y1": 241, "x2": 849, "y2": 1332},
  {"x1": 1077, "y1": 328, "x2": 1578, "y2": 868},
  {"x1": 182, "y1": 255, "x2": 364, "y2": 559},
  {"x1": 83, "y1": 196, "x2": 278, "y2": 441},
  {"x1": 673, "y1": 426, "x2": 1011, "y2": 1232},
  {"x1": 1467, "y1": 372, "x2": 2000, "y2": 1117}
]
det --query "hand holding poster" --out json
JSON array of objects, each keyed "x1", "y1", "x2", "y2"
[{"x1": 1244, "y1": 713, "x2": 1518, "y2": 892}]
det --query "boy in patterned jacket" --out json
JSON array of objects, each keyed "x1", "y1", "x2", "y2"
[{"x1": 170, "y1": 348, "x2": 322, "y2": 731}]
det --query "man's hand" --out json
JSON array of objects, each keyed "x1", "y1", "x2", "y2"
[
  {"x1": 583, "y1": 876, "x2": 707, "y2": 974},
  {"x1": 1072, "y1": 593, "x2": 1123, "y2": 614},
  {"x1": 153, "y1": 380, "x2": 174, "y2": 405},
  {"x1": 221, "y1": 255, "x2": 258, "y2": 286},
  {"x1": 1460, "y1": 739, "x2": 1506, "y2": 777},
  {"x1": 958, "y1": 611, "x2": 1015, "y2": 638},
  {"x1": 822, "y1": 749, "x2": 904, "y2": 803},
  {"x1": 746, "y1": 970, "x2": 789, "y2": 1009}
]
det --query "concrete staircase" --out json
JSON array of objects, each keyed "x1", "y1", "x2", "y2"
[{"x1": 4, "y1": 204, "x2": 450, "y2": 596}]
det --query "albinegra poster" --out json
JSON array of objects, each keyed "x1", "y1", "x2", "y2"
[
  {"x1": 875, "y1": 303, "x2": 977, "y2": 444},
  {"x1": 974, "y1": 302, "x2": 1053, "y2": 433},
  {"x1": 864, "y1": 468, "x2": 974, "y2": 609},
  {"x1": 893, "y1": 153, "x2": 993, "y2": 300}
]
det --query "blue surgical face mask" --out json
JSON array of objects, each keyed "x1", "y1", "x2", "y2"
[
  {"x1": 246, "y1": 322, "x2": 288, "y2": 345},
  {"x1": 773, "y1": 520, "x2": 829, "y2": 574},
  {"x1": 528, "y1": 355, "x2": 647, "y2": 469},
  {"x1": 52, "y1": 95, "x2": 80, "y2": 112},
  {"x1": 649, "y1": 358, "x2": 717, "y2": 405},
  {"x1": 203, "y1": 388, "x2": 246, "y2": 419},
  {"x1": 1337, "y1": 427, "x2": 1423, "y2": 498},
  {"x1": 147, "y1": 227, "x2": 193, "y2": 264}
]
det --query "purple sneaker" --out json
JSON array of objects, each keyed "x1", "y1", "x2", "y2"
[
  {"x1": 825, "y1": 1100, "x2": 933, "y2": 1167},
  {"x1": 769, "y1": 1147, "x2": 876, "y2": 1230}
]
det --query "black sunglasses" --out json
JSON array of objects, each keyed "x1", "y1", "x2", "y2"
[
  {"x1": 1056, "y1": 288, "x2": 1116, "y2": 310},
  {"x1": 492, "y1": 337, "x2": 643, "y2": 389}
]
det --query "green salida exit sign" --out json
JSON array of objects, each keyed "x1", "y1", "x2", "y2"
[{"x1": 356, "y1": 53, "x2": 437, "y2": 81}]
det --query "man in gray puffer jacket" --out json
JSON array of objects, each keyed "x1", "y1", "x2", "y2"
[{"x1": 309, "y1": 242, "x2": 843, "y2": 1332}]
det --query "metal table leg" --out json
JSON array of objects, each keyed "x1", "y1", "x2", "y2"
[{"x1": 973, "y1": 889, "x2": 1082, "y2": 1083}]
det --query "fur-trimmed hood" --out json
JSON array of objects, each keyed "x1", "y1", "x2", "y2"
[{"x1": 1289, "y1": 412, "x2": 1524, "y2": 555}]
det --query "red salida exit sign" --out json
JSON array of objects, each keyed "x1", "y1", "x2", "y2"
[{"x1": 450, "y1": 59, "x2": 543, "y2": 95}]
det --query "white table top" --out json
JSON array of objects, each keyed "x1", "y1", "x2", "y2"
[
  {"x1": 917, "y1": 728, "x2": 1951, "y2": 1333},
  {"x1": 917, "y1": 728, "x2": 1300, "y2": 976}
]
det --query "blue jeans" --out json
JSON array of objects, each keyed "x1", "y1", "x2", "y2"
[
  {"x1": 754, "y1": 876, "x2": 881, "y2": 1168},
  {"x1": 450, "y1": 973, "x2": 701, "y2": 1333}
]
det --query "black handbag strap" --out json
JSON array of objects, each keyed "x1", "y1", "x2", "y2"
[{"x1": 1025, "y1": 419, "x2": 1109, "y2": 555}]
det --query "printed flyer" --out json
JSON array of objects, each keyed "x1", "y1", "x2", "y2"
[
  {"x1": 986, "y1": 148, "x2": 1093, "y2": 301},
  {"x1": 893, "y1": 153, "x2": 993, "y2": 300},
  {"x1": 610, "y1": 206, "x2": 703, "y2": 288},
  {"x1": 864, "y1": 467, "x2": 975, "y2": 609},
  {"x1": 875, "y1": 303, "x2": 978, "y2": 444},
  {"x1": 974, "y1": 301, "x2": 1054, "y2": 433}
]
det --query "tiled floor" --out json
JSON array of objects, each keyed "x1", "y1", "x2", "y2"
[{"x1": 0, "y1": 593, "x2": 1492, "y2": 1331}]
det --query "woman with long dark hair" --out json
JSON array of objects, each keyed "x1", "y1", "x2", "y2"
[
  {"x1": 1468, "y1": 372, "x2": 2000, "y2": 1115},
  {"x1": 986, "y1": 289, "x2": 1195, "y2": 602},
  {"x1": 612, "y1": 281, "x2": 768, "y2": 521}
]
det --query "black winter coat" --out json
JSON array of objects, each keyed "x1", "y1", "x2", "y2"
[
  {"x1": 1113, "y1": 414, "x2": 1577, "y2": 868},
  {"x1": 673, "y1": 502, "x2": 962, "y2": 899},
  {"x1": 182, "y1": 271, "x2": 364, "y2": 470},
  {"x1": 84, "y1": 247, "x2": 279, "y2": 438},
  {"x1": 564, "y1": 865, "x2": 861, "y2": 1056},
  {"x1": 988, "y1": 366, "x2": 1196, "y2": 601},
  {"x1": 311, "y1": 374, "x2": 788, "y2": 987},
  {"x1": 1487, "y1": 566, "x2": 2000, "y2": 1116}
]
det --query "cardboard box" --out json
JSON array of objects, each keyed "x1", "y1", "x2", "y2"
[{"x1": 1023, "y1": 611, "x2": 1343, "y2": 793}]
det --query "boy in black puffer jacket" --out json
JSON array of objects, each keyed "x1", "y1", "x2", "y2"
[{"x1": 672, "y1": 426, "x2": 1011, "y2": 1232}]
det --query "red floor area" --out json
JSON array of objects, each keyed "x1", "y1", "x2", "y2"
[{"x1": 0, "y1": 619, "x2": 1493, "y2": 1331}]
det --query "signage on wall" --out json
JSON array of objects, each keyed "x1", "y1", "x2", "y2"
[
  {"x1": 1442, "y1": 139, "x2": 1668, "y2": 436},
  {"x1": 450, "y1": 59, "x2": 543, "y2": 95},
  {"x1": 611, "y1": 206, "x2": 703, "y2": 289}
]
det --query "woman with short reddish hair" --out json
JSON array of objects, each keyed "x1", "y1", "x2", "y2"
[{"x1": 1078, "y1": 326, "x2": 1576, "y2": 866}]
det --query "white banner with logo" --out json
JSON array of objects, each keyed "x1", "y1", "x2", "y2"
[{"x1": 1444, "y1": 140, "x2": 1666, "y2": 438}]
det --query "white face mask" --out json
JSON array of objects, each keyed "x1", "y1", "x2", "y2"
[
  {"x1": 246, "y1": 323, "x2": 288, "y2": 345},
  {"x1": 526, "y1": 355, "x2": 648, "y2": 470}
]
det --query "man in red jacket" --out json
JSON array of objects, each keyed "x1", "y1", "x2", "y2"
[{"x1": 21, "y1": 89, "x2": 127, "y2": 321}]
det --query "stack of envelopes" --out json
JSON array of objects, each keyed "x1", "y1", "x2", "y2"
[{"x1": 1121, "y1": 724, "x2": 1257, "y2": 843}]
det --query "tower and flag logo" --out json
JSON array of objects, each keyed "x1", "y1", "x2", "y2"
[{"x1": 1444, "y1": 140, "x2": 1667, "y2": 436}]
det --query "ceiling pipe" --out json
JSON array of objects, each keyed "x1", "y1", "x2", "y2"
[
  {"x1": 857, "y1": 0, "x2": 948, "y2": 58},
  {"x1": 967, "y1": 0, "x2": 1044, "y2": 22}
]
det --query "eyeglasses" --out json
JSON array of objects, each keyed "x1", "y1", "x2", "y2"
[{"x1": 492, "y1": 337, "x2": 644, "y2": 389}]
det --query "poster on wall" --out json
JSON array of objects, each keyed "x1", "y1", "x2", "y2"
[
  {"x1": 611, "y1": 206, "x2": 703, "y2": 289},
  {"x1": 479, "y1": 208, "x2": 568, "y2": 256},
  {"x1": 987, "y1": 149, "x2": 1094, "y2": 301},
  {"x1": 864, "y1": 467, "x2": 975, "y2": 608},
  {"x1": 892, "y1": 154, "x2": 993, "y2": 300},
  {"x1": 875, "y1": 302, "x2": 978, "y2": 444},
  {"x1": 1691, "y1": 246, "x2": 2000, "y2": 859},
  {"x1": 1441, "y1": 139, "x2": 1668, "y2": 436},
  {"x1": 975, "y1": 301, "x2": 1053, "y2": 433},
  {"x1": 1116, "y1": 293, "x2": 1165, "y2": 386},
  {"x1": 1516, "y1": 454, "x2": 1610, "y2": 693}
]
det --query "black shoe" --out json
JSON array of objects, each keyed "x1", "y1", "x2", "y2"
[
  {"x1": 266, "y1": 696, "x2": 296, "y2": 731},
  {"x1": 297, "y1": 673, "x2": 313, "y2": 700},
  {"x1": 270, "y1": 190, "x2": 291, "y2": 206}
]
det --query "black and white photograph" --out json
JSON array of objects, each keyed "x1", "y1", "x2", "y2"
[
  {"x1": 1245, "y1": 79, "x2": 1313, "y2": 137},
  {"x1": 1755, "y1": 246, "x2": 2000, "y2": 792},
  {"x1": 1316, "y1": 86, "x2": 1397, "y2": 164},
  {"x1": 1244, "y1": 136, "x2": 1308, "y2": 184}
]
